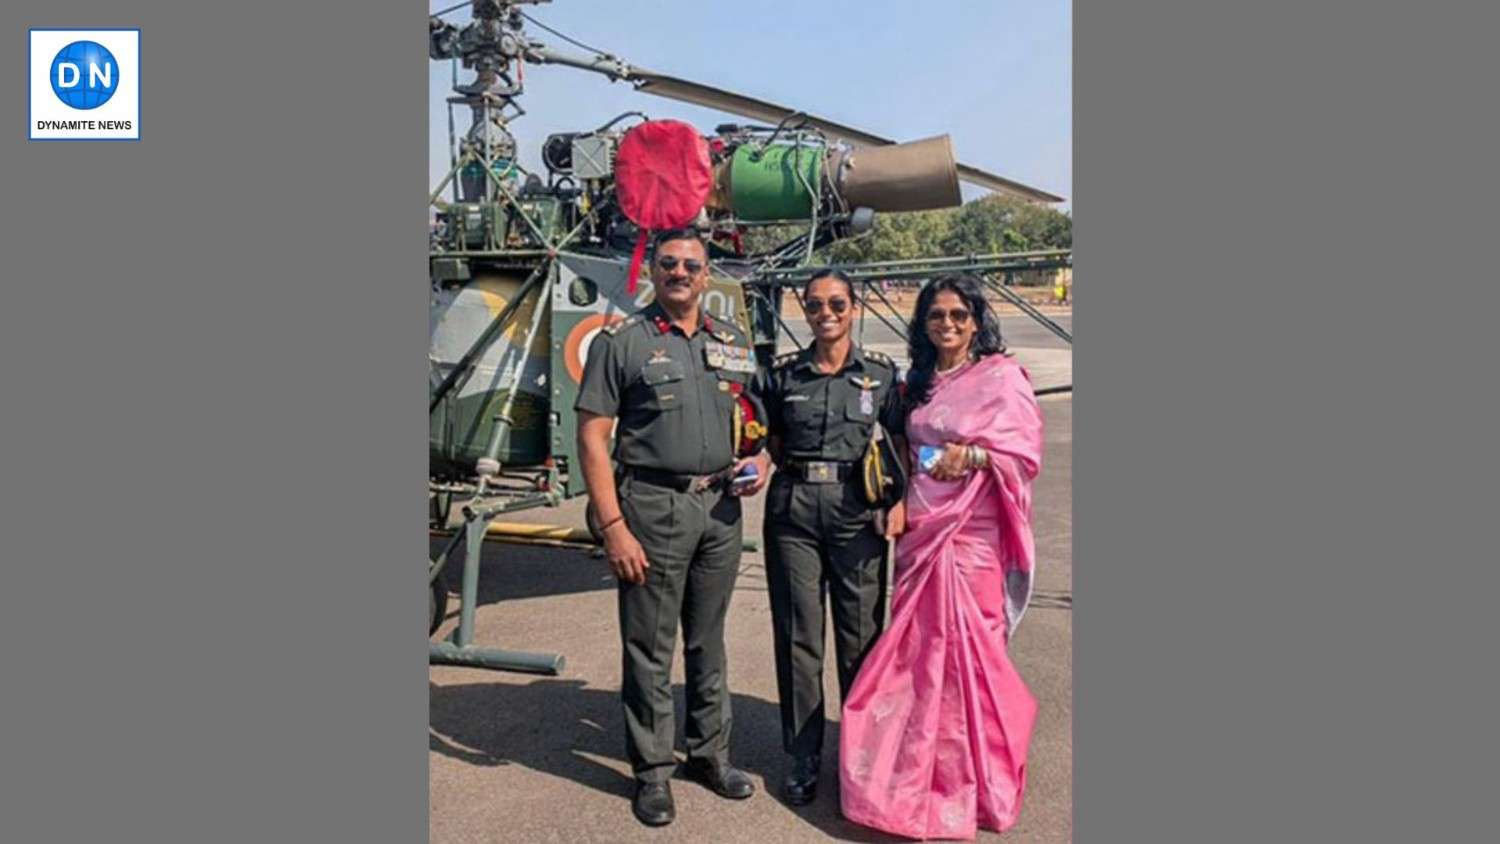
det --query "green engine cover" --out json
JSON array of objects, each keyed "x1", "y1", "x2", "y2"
[{"x1": 729, "y1": 144, "x2": 822, "y2": 221}]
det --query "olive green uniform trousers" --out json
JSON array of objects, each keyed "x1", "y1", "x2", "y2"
[
  {"x1": 763, "y1": 474, "x2": 888, "y2": 758},
  {"x1": 617, "y1": 472, "x2": 744, "y2": 783}
]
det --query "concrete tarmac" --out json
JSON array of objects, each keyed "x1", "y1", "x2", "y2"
[{"x1": 430, "y1": 342, "x2": 1071, "y2": 842}]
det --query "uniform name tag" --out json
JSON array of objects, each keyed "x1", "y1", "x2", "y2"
[{"x1": 705, "y1": 342, "x2": 756, "y2": 373}]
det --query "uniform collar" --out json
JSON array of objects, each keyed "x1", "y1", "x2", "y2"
[
  {"x1": 644, "y1": 301, "x2": 714, "y2": 337},
  {"x1": 795, "y1": 344, "x2": 865, "y2": 375}
]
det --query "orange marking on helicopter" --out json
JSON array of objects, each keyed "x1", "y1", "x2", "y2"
[{"x1": 564, "y1": 313, "x2": 626, "y2": 385}]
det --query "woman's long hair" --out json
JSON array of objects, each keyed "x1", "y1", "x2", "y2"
[{"x1": 904, "y1": 274, "x2": 1006, "y2": 410}]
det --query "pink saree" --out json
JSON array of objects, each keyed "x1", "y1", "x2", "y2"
[{"x1": 839, "y1": 355, "x2": 1044, "y2": 840}]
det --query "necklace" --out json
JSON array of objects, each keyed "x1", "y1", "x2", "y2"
[{"x1": 935, "y1": 358, "x2": 971, "y2": 376}]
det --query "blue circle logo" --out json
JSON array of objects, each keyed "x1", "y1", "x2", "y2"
[{"x1": 50, "y1": 41, "x2": 119, "y2": 110}]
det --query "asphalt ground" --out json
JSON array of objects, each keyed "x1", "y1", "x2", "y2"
[{"x1": 429, "y1": 338, "x2": 1072, "y2": 842}]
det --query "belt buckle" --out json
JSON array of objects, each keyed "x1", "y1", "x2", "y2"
[
  {"x1": 806, "y1": 462, "x2": 834, "y2": 483},
  {"x1": 689, "y1": 474, "x2": 714, "y2": 493}
]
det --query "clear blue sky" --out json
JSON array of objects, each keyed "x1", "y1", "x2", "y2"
[{"x1": 429, "y1": 1, "x2": 1070, "y2": 208}]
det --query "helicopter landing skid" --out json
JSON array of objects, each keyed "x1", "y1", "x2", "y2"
[{"x1": 428, "y1": 504, "x2": 565, "y2": 675}]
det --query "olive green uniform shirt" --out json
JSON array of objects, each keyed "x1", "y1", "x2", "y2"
[
  {"x1": 752, "y1": 345, "x2": 904, "y2": 462},
  {"x1": 575, "y1": 301, "x2": 755, "y2": 475}
]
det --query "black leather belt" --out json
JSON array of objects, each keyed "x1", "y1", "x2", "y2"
[
  {"x1": 783, "y1": 460, "x2": 855, "y2": 483},
  {"x1": 624, "y1": 465, "x2": 733, "y2": 493}
]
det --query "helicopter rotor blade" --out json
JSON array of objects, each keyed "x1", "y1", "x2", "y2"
[
  {"x1": 524, "y1": 43, "x2": 1063, "y2": 204},
  {"x1": 625, "y1": 68, "x2": 1065, "y2": 204}
]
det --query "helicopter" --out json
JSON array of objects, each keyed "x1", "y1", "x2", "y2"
[{"x1": 426, "y1": 0, "x2": 1072, "y2": 672}]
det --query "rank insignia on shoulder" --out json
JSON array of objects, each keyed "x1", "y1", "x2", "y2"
[
  {"x1": 602, "y1": 314, "x2": 639, "y2": 336},
  {"x1": 772, "y1": 351, "x2": 799, "y2": 369},
  {"x1": 864, "y1": 350, "x2": 893, "y2": 367}
]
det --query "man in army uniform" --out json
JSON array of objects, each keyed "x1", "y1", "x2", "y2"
[
  {"x1": 753, "y1": 269, "x2": 905, "y2": 805},
  {"x1": 575, "y1": 228, "x2": 770, "y2": 827}
]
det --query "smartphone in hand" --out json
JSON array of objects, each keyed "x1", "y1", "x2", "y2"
[
  {"x1": 918, "y1": 445, "x2": 943, "y2": 474},
  {"x1": 730, "y1": 464, "x2": 759, "y2": 495}
]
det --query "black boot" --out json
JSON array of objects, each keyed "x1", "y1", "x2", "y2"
[
  {"x1": 631, "y1": 780, "x2": 675, "y2": 826},
  {"x1": 682, "y1": 760, "x2": 755, "y2": 799},
  {"x1": 783, "y1": 754, "x2": 820, "y2": 806}
]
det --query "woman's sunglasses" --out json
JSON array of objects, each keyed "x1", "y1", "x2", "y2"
[
  {"x1": 803, "y1": 297, "x2": 851, "y2": 315},
  {"x1": 925, "y1": 307, "x2": 972, "y2": 325},
  {"x1": 655, "y1": 255, "x2": 705, "y2": 274}
]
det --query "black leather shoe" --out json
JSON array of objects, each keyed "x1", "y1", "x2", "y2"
[
  {"x1": 632, "y1": 781, "x2": 675, "y2": 827},
  {"x1": 683, "y1": 760, "x2": 755, "y2": 800},
  {"x1": 783, "y1": 754, "x2": 820, "y2": 806}
]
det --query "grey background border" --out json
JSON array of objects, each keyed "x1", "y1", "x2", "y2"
[
  {"x1": 1, "y1": 2, "x2": 428, "y2": 841},
  {"x1": 1078, "y1": 2, "x2": 1496, "y2": 840},
  {"x1": 2, "y1": 1, "x2": 1496, "y2": 841}
]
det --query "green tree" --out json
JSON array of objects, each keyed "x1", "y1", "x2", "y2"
[{"x1": 729, "y1": 195, "x2": 1070, "y2": 264}]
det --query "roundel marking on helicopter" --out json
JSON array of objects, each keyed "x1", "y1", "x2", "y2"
[
  {"x1": 473, "y1": 279, "x2": 536, "y2": 342},
  {"x1": 565, "y1": 313, "x2": 626, "y2": 385}
]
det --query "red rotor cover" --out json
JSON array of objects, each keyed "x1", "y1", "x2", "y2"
[
  {"x1": 614, "y1": 120, "x2": 712, "y2": 228},
  {"x1": 613, "y1": 120, "x2": 712, "y2": 293}
]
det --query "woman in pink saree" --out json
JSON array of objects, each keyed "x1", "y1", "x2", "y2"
[{"x1": 840, "y1": 275, "x2": 1044, "y2": 839}]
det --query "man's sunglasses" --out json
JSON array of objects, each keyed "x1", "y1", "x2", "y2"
[
  {"x1": 803, "y1": 297, "x2": 851, "y2": 315},
  {"x1": 655, "y1": 255, "x2": 706, "y2": 274}
]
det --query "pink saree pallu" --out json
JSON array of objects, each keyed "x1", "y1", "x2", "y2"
[{"x1": 840, "y1": 355, "x2": 1044, "y2": 840}]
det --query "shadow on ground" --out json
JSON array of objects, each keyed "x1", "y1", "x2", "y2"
[
  {"x1": 429, "y1": 678, "x2": 905, "y2": 842},
  {"x1": 431, "y1": 534, "x2": 774, "y2": 626},
  {"x1": 431, "y1": 537, "x2": 613, "y2": 606}
]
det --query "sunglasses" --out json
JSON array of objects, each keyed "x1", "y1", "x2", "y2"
[
  {"x1": 655, "y1": 255, "x2": 706, "y2": 274},
  {"x1": 925, "y1": 307, "x2": 972, "y2": 325},
  {"x1": 802, "y1": 297, "x2": 851, "y2": 315}
]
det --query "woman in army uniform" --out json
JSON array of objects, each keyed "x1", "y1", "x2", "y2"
[{"x1": 752, "y1": 269, "x2": 905, "y2": 806}]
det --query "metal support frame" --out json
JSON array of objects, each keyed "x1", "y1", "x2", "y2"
[
  {"x1": 755, "y1": 249, "x2": 1072, "y2": 283},
  {"x1": 428, "y1": 507, "x2": 565, "y2": 675},
  {"x1": 979, "y1": 276, "x2": 1073, "y2": 344},
  {"x1": 853, "y1": 280, "x2": 914, "y2": 340},
  {"x1": 752, "y1": 249, "x2": 1073, "y2": 351},
  {"x1": 479, "y1": 262, "x2": 553, "y2": 467},
  {"x1": 429, "y1": 262, "x2": 566, "y2": 675}
]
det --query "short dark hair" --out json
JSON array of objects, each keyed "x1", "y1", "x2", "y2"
[
  {"x1": 804, "y1": 268, "x2": 856, "y2": 302},
  {"x1": 649, "y1": 227, "x2": 707, "y2": 256}
]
